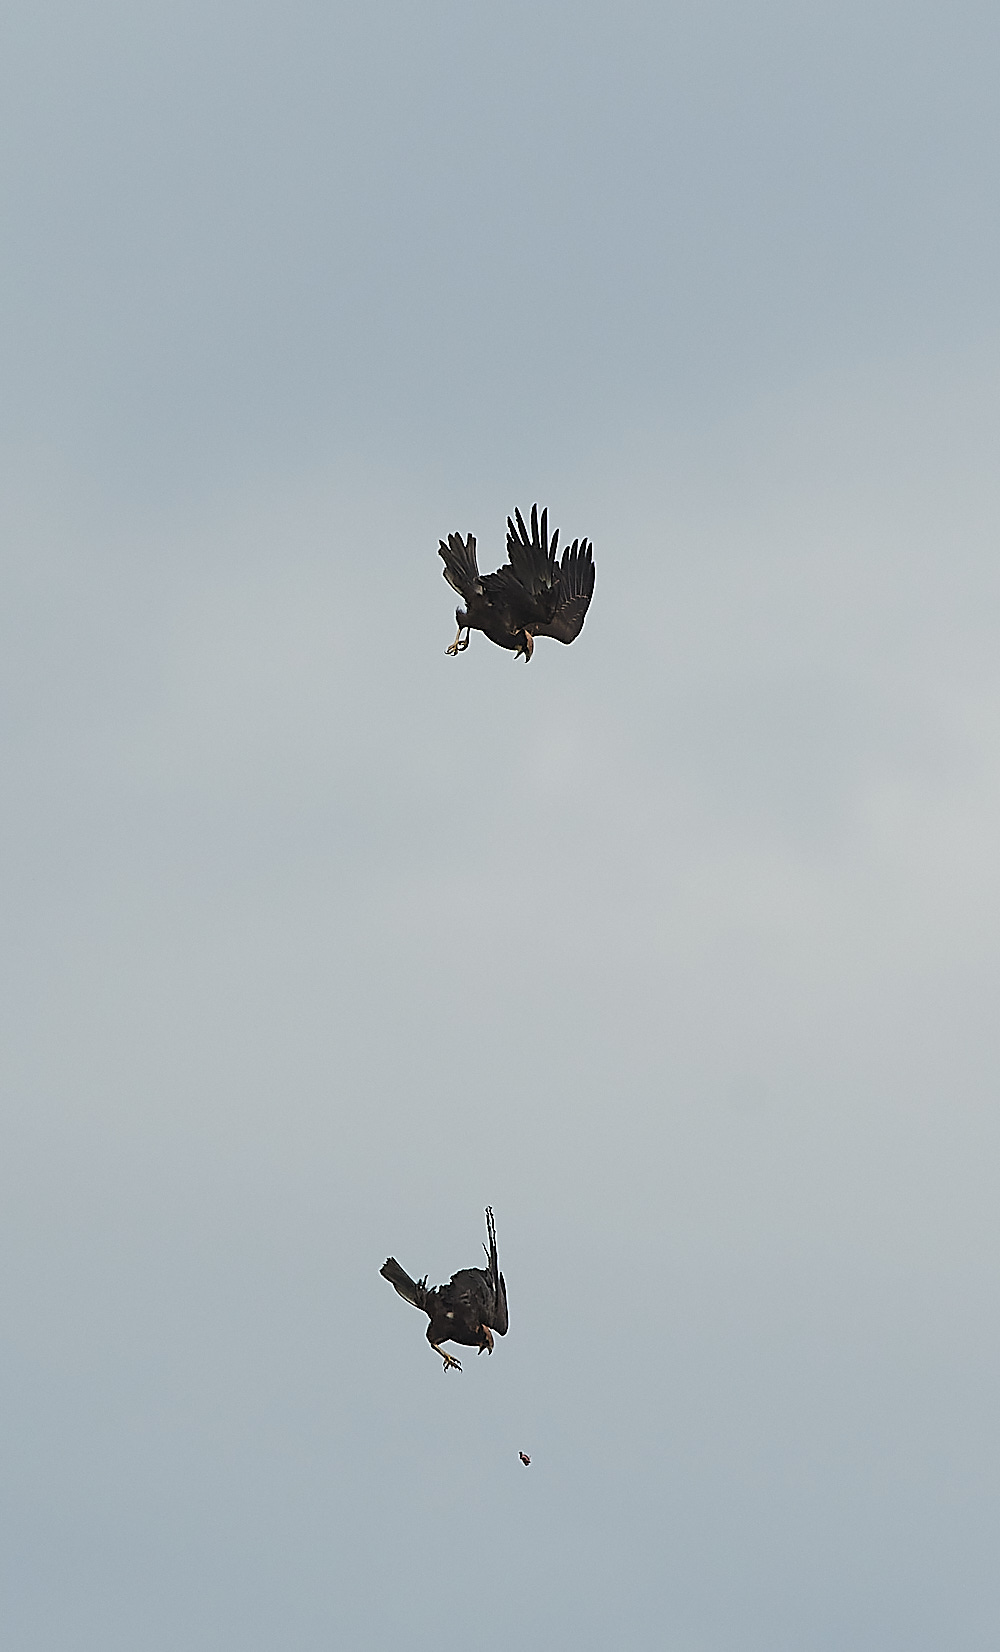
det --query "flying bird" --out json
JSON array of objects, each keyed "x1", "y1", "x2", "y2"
[
  {"x1": 519, "y1": 1452, "x2": 531, "y2": 1466},
  {"x1": 380, "y1": 1207, "x2": 509, "y2": 1372},
  {"x1": 439, "y1": 504, "x2": 595, "y2": 661}
]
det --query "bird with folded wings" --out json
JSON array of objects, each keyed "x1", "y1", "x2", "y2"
[{"x1": 380, "y1": 1208, "x2": 508, "y2": 1372}]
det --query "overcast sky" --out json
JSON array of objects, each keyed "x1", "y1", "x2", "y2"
[{"x1": 3, "y1": 3, "x2": 1000, "y2": 1648}]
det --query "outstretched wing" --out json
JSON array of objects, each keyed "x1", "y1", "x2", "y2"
[
  {"x1": 438, "y1": 532, "x2": 483, "y2": 600},
  {"x1": 483, "y1": 1206, "x2": 508, "y2": 1336},
  {"x1": 531, "y1": 537, "x2": 595, "y2": 644},
  {"x1": 502, "y1": 505, "x2": 560, "y2": 625}
]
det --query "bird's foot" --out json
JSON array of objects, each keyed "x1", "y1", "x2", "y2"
[
  {"x1": 433, "y1": 1345, "x2": 463, "y2": 1372},
  {"x1": 446, "y1": 628, "x2": 470, "y2": 656}
]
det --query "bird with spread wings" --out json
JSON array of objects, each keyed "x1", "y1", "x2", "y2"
[
  {"x1": 380, "y1": 1207, "x2": 509, "y2": 1372},
  {"x1": 439, "y1": 504, "x2": 595, "y2": 661}
]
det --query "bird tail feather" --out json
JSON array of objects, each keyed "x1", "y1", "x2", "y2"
[
  {"x1": 380, "y1": 1257, "x2": 430, "y2": 1313},
  {"x1": 438, "y1": 532, "x2": 481, "y2": 599}
]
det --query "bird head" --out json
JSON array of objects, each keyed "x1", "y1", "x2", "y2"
[{"x1": 477, "y1": 1325, "x2": 495, "y2": 1355}]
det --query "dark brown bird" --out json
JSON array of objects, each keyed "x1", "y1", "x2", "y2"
[
  {"x1": 439, "y1": 504, "x2": 595, "y2": 661},
  {"x1": 519, "y1": 1452, "x2": 531, "y2": 1466},
  {"x1": 380, "y1": 1207, "x2": 509, "y2": 1373}
]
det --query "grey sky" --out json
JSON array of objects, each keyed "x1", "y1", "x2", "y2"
[{"x1": 3, "y1": 3, "x2": 1000, "y2": 1648}]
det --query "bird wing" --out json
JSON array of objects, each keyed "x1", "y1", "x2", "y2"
[
  {"x1": 530, "y1": 537, "x2": 595, "y2": 644},
  {"x1": 483, "y1": 1206, "x2": 508, "y2": 1335},
  {"x1": 438, "y1": 532, "x2": 483, "y2": 599},
  {"x1": 491, "y1": 1269, "x2": 509, "y2": 1336},
  {"x1": 501, "y1": 505, "x2": 560, "y2": 625}
]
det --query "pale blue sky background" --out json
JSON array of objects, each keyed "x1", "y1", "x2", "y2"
[{"x1": 3, "y1": 3, "x2": 1000, "y2": 1648}]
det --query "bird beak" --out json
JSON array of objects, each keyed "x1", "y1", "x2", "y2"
[{"x1": 479, "y1": 1327, "x2": 494, "y2": 1355}]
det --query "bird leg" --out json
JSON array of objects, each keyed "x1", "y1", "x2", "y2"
[
  {"x1": 446, "y1": 625, "x2": 470, "y2": 655},
  {"x1": 431, "y1": 1343, "x2": 463, "y2": 1372}
]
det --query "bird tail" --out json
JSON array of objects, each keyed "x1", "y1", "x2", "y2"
[
  {"x1": 438, "y1": 532, "x2": 482, "y2": 599},
  {"x1": 380, "y1": 1257, "x2": 430, "y2": 1313}
]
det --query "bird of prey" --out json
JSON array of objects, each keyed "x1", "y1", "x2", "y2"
[
  {"x1": 380, "y1": 1207, "x2": 509, "y2": 1372},
  {"x1": 439, "y1": 504, "x2": 595, "y2": 661},
  {"x1": 519, "y1": 1452, "x2": 531, "y2": 1466}
]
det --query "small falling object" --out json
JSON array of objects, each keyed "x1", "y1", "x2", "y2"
[{"x1": 519, "y1": 1452, "x2": 531, "y2": 1466}]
